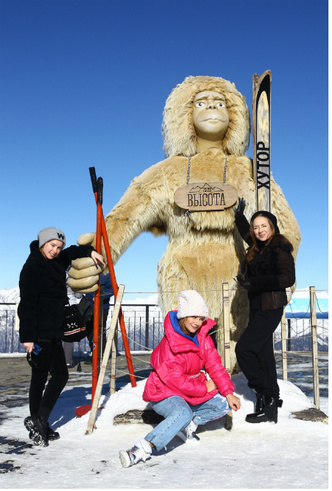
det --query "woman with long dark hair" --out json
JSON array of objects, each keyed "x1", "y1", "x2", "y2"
[{"x1": 234, "y1": 199, "x2": 295, "y2": 423}]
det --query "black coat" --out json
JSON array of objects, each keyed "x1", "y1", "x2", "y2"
[
  {"x1": 18, "y1": 240, "x2": 94, "y2": 343},
  {"x1": 235, "y1": 215, "x2": 296, "y2": 310}
]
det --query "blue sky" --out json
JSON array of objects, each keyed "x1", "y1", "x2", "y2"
[{"x1": 0, "y1": 0, "x2": 328, "y2": 298}]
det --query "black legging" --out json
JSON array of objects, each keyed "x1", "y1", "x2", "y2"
[
  {"x1": 29, "y1": 339, "x2": 69, "y2": 421},
  {"x1": 235, "y1": 307, "x2": 283, "y2": 399}
]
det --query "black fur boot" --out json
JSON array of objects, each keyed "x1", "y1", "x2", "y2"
[{"x1": 246, "y1": 395, "x2": 282, "y2": 424}]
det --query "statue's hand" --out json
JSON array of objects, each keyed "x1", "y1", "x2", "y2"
[
  {"x1": 67, "y1": 233, "x2": 105, "y2": 293},
  {"x1": 77, "y1": 232, "x2": 96, "y2": 248},
  {"x1": 67, "y1": 257, "x2": 104, "y2": 292}
]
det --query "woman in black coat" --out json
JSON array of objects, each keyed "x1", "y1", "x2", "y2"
[
  {"x1": 234, "y1": 200, "x2": 295, "y2": 424},
  {"x1": 18, "y1": 227, "x2": 104, "y2": 446}
]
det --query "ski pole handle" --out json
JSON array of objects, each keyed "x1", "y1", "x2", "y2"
[
  {"x1": 97, "y1": 177, "x2": 103, "y2": 205},
  {"x1": 89, "y1": 167, "x2": 98, "y2": 194}
]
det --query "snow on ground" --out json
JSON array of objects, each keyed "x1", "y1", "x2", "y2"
[{"x1": 0, "y1": 373, "x2": 329, "y2": 490}]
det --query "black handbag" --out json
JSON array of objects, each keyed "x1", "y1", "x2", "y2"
[
  {"x1": 63, "y1": 297, "x2": 93, "y2": 342},
  {"x1": 76, "y1": 296, "x2": 94, "y2": 324}
]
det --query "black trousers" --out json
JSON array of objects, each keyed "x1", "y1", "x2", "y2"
[
  {"x1": 235, "y1": 307, "x2": 283, "y2": 399},
  {"x1": 29, "y1": 339, "x2": 69, "y2": 421}
]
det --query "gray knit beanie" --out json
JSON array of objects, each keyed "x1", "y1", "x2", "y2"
[
  {"x1": 177, "y1": 290, "x2": 209, "y2": 320},
  {"x1": 38, "y1": 227, "x2": 66, "y2": 248}
]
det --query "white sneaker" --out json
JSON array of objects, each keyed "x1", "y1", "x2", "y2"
[
  {"x1": 177, "y1": 420, "x2": 200, "y2": 442},
  {"x1": 119, "y1": 439, "x2": 152, "y2": 468}
]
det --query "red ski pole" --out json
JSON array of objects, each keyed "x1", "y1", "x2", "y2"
[
  {"x1": 89, "y1": 167, "x2": 136, "y2": 388},
  {"x1": 74, "y1": 177, "x2": 103, "y2": 418},
  {"x1": 91, "y1": 177, "x2": 103, "y2": 400}
]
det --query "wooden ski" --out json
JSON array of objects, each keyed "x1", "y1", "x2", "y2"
[
  {"x1": 86, "y1": 284, "x2": 125, "y2": 434},
  {"x1": 252, "y1": 70, "x2": 271, "y2": 212}
]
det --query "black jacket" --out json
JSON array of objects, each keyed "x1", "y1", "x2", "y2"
[
  {"x1": 18, "y1": 240, "x2": 94, "y2": 343},
  {"x1": 235, "y1": 214, "x2": 295, "y2": 310}
]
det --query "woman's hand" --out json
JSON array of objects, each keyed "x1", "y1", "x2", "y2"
[
  {"x1": 91, "y1": 250, "x2": 105, "y2": 268},
  {"x1": 234, "y1": 197, "x2": 246, "y2": 217},
  {"x1": 236, "y1": 275, "x2": 252, "y2": 291},
  {"x1": 205, "y1": 379, "x2": 217, "y2": 392},
  {"x1": 226, "y1": 393, "x2": 241, "y2": 411},
  {"x1": 23, "y1": 342, "x2": 34, "y2": 354}
]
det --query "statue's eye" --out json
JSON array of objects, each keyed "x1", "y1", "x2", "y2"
[
  {"x1": 217, "y1": 102, "x2": 224, "y2": 107},
  {"x1": 196, "y1": 101, "x2": 205, "y2": 107}
]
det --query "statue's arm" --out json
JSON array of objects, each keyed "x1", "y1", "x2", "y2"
[{"x1": 68, "y1": 163, "x2": 167, "y2": 292}]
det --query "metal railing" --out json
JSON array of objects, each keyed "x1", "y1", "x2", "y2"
[
  {"x1": 0, "y1": 288, "x2": 328, "y2": 409},
  {"x1": 0, "y1": 302, "x2": 165, "y2": 355},
  {"x1": 0, "y1": 294, "x2": 328, "y2": 355}
]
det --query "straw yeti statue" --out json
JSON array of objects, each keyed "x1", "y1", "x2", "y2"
[{"x1": 68, "y1": 75, "x2": 301, "y2": 372}]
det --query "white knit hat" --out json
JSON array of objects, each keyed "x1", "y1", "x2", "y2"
[
  {"x1": 177, "y1": 290, "x2": 209, "y2": 320},
  {"x1": 38, "y1": 227, "x2": 66, "y2": 248}
]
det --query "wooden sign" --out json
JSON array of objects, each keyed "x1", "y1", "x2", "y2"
[
  {"x1": 252, "y1": 70, "x2": 271, "y2": 211},
  {"x1": 174, "y1": 181, "x2": 238, "y2": 212}
]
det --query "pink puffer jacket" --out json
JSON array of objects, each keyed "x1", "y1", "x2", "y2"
[{"x1": 143, "y1": 311, "x2": 235, "y2": 405}]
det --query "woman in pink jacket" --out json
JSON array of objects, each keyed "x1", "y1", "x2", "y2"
[{"x1": 119, "y1": 290, "x2": 241, "y2": 468}]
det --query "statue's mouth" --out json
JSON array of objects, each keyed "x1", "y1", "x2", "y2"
[{"x1": 202, "y1": 117, "x2": 223, "y2": 122}]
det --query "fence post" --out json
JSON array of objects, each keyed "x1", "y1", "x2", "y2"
[
  {"x1": 222, "y1": 282, "x2": 232, "y2": 431},
  {"x1": 287, "y1": 319, "x2": 291, "y2": 351},
  {"x1": 222, "y1": 283, "x2": 231, "y2": 374},
  {"x1": 5, "y1": 311, "x2": 8, "y2": 353},
  {"x1": 281, "y1": 309, "x2": 287, "y2": 381},
  {"x1": 145, "y1": 305, "x2": 149, "y2": 350},
  {"x1": 309, "y1": 286, "x2": 320, "y2": 409},
  {"x1": 110, "y1": 338, "x2": 117, "y2": 394},
  {"x1": 15, "y1": 303, "x2": 21, "y2": 352}
]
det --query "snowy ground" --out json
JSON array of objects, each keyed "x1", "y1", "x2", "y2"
[{"x1": 0, "y1": 371, "x2": 329, "y2": 490}]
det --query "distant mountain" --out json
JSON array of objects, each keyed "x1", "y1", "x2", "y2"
[
  {"x1": 0, "y1": 286, "x2": 158, "y2": 306},
  {"x1": 0, "y1": 286, "x2": 20, "y2": 304}
]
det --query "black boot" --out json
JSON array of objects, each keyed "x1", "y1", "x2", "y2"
[
  {"x1": 47, "y1": 424, "x2": 60, "y2": 441},
  {"x1": 245, "y1": 392, "x2": 264, "y2": 423},
  {"x1": 254, "y1": 392, "x2": 264, "y2": 413},
  {"x1": 24, "y1": 415, "x2": 49, "y2": 446},
  {"x1": 246, "y1": 395, "x2": 282, "y2": 424}
]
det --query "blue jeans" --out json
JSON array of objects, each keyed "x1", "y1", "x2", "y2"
[{"x1": 145, "y1": 394, "x2": 230, "y2": 452}]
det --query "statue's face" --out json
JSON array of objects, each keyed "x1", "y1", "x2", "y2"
[{"x1": 192, "y1": 90, "x2": 229, "y2": 141}]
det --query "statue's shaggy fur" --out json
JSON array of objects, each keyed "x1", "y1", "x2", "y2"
[{"x1": 97, "y1": 76, "x2": 301, "y2": 371}]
